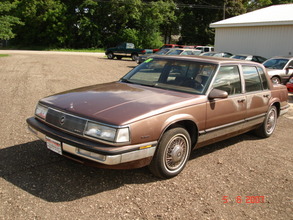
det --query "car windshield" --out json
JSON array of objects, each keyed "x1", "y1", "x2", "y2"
[
  {"x1": 263, "y1": 58, "x2": 289, "y2": 70},
  {"x1": 121, "y1": 58, "x2": 217, "y2": 94}
]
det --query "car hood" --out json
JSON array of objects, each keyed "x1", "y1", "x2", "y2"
[{"x1": 40, "y1": 82, "x2": 205, "y2": 125}]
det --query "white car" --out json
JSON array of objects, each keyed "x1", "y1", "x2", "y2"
[
  {"x1": 263, "y1": 56, "x2": 293, "y2": 84},
  {"x1": 195, "y1": 46, "x2": 214, "y2": 53}
]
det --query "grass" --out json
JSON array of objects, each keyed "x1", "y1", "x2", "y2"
[
  {"x1": 2, "y1": 46, "x2": 105, "y2": 53},
  {"x1": 50, "y1": 48, "x2": 105, "y2": 53},
  {"x1": 0, "y1": 54, "x2": 9, "y2": 57}
]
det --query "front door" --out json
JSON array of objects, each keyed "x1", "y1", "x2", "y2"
[{"x1": 203, "y1": 65, "x2": 247, "y2": 142}]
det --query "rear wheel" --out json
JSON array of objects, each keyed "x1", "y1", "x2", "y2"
[
  {"x1": 271, "y1": 76, "x2": 281, "y2": 84},
  {"x1": 131, "y1": 53, "x2": 138, "y2": 61},
  {"x1": 149, "y1": 127, "x2": 191, "y2": 178},
  {"x1": 254, "y1": 105, "x2": 278, "y2": 138}
]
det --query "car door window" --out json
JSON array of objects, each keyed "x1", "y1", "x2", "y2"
[
  {"x1": 243, "y1": 66, "x2": 262, "y2": 92},
  {"x1": 257, "y1": 67, "x2": 268, "y2": 90},
  {"x1": 212, "y1": 66, "x2": 242, "y2": 95}
]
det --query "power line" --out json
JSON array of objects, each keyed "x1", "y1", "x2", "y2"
[{"x1": 93, "y1": 0, "x2": 224, "y2": 10}]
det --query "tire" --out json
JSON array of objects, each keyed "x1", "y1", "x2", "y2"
[
  {"x1": 254, "y1": 105, "x2": 278, "y2": 138},
  {"x1": 149, "y1": 127, "x2": 191, "y2": 178},
  {"x1": 271, "y1": 76, "x2": 281, "y2": 84},
  {"x1": 107, "y1": 52, "x2": 114, "y2": 59},
  {"x1": 131, "y1": 53, "x2": 138, "y2": 61}
]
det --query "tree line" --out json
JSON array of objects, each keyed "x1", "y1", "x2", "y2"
[{"x1": 0, "y1": 0, "x2": 291, "y2": 49}]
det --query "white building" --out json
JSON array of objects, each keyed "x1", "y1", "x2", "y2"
[{"x1": 210, "y1": 4, "x2": 293, "y2": 59}]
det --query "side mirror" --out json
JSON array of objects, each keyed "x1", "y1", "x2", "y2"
[{"x1": 208, "y1": 88, "x2": 228, "y2": 100}]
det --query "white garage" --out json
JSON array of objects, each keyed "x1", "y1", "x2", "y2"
[{"x1": 210, "y1": 4, "x2": 293, "y2": 59}]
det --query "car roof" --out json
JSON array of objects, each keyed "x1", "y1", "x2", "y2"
[
  {"x1": 154, "y1": 55, "x2": 264, "y2": 65},
  {"x1": 168, "y1": 48, "x2": 200, "y2": 51},
  {"x1": 269, "y1": 56, "x2": 293, "y2": 59},
  {"x1": 232, "y1": 54, "x2": 251, "y2": 57}
]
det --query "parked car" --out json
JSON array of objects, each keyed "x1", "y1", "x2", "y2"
[
  {"x1": 166, "y1": 48, "x2": 201, "y2": 56},
  {"x1": 286, "y1": 76, "x2": 293, "y2": 92},
  {"x1": 200, "y1": 51, "x2": 233, "y2": 58},
  {"x1": 153, "y1": 44, "x2": 198, "y2": 52},
  {"x1": 27, "y1": 56, "x2": 289, "y2": 178},
  {"x1": 286, "y1": 77, "x2": 293, "y2": 93},
  {"x1": 105, "y1": 42, "x2": 153, "y2": 61},
  {"x1": 153, "y1": 44, "x2": 180, "y2": 52},
  {"x1": 231, "y1": 54, "x2": 267, "y2": 63},
  {"x1": 195, "y1": 46, "x2": 214, "y2": 53},
  {"x1": 263, "y1": 56, "x2": 293, "y2": 84},
  {"x1": 137, "y1": 48, "x2": 201, "y2": 64},
  {"x1": 137, "y1": 48, "x2": 172, "y2": 64},
  {"x1": 160, "y1": 44, "x2": 180, "y2": 49}
]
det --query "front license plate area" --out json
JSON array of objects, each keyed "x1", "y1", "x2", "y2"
[{"x1": 46, "y1": 137, "x2": 62, "y2": 155}]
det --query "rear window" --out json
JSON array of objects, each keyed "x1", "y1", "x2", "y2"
[
  {"x1": 242, "y1": 66, "x2": 262, "y2": 92},
  {"x1": 257, "y1": 67, "x2": 269, "y2": 90}
]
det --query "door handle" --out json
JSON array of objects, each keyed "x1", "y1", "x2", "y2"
[{"x1": 263, "y1": 94, "x2": 270, "y2": 98}]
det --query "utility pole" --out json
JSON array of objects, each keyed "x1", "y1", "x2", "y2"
[{"x1": 223, "y1": 2, "x2": 226, "y2": 19}]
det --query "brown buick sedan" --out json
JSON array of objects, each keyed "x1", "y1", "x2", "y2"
[{"x1": 27, "y1": 56, "x2": 289, "y2": 178}]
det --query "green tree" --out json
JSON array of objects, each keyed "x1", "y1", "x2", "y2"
[
  {"x1": 177, "y1": 0, "x2": 248, "y2": 45},
  {"x1": 0, "y1": 0, "x2": 22, "y2": 40},
  {"x1": 12, "y1": 0, "x2": 67, "y2": 47},
  {"x1": 245, "y1": 0, "x2": 293, "y2": 11},
  {"x1": 101, "y1": 0, "x2": 177, "y2": 48},
  {"x1": 70, "y1": 0, "x2": 101, "y2": 48}
]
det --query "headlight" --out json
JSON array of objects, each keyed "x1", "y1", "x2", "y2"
[
  {"x1": 85, "y1": 122, "x2": 129, "y2": 143},
  {"x1": 35, "y1": 104, "x2": 48, "y2": 120}
]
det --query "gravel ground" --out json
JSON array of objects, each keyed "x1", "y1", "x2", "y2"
[{"x1": 0, "y1": 50, "x2": 293, "y2": 220}]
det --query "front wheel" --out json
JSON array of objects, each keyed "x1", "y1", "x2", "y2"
[
  {"x1": 107, "y1": 52, "x2": 114, "y2": 59},
  {"x1": 149, "y1": 127, "x2": 191, "y2": 178},
  {"x1": 254, "y1": 105, "x2": 278, "y2": 138}
]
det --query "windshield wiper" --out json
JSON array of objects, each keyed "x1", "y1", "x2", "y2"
[{"x1": 121, "y1": 79, "x2": 156, "y2": 87}]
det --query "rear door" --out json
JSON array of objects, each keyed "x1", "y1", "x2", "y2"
[{"x1": 241, "y1": 65, "x2": 270, "y2": 127}]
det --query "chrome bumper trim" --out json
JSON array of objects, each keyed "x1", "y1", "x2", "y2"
[{"x1": 28, "y1": 125, "x2": 157, "y2": 165}]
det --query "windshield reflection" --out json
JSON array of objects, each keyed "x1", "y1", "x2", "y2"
[
  {"x1": 121, "y1": 58, "x2": 217, "y2": 94},
  {"x1": 263, "y1": 58, "x2": 289, "y2": 70}
]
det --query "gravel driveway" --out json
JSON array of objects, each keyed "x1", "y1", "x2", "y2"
[{"x1": 0, "y1": 50, "x2": 292, "y2": 220}]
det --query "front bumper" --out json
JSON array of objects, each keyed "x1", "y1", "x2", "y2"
[{"x1": 27, "y1": 117, "x2": 157, "y2": 166}]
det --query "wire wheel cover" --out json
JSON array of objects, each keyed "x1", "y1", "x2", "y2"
[
  {"x1": 164, "y1": 134, "x2": 189, "y2": 171},
  {"x1": 266, "y1": 108, "x2": 277, "y2": 134}
]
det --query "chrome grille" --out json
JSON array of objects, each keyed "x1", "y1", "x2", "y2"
[{"x1": 46, "y1": 108, "x2": 86, "y2": 135}]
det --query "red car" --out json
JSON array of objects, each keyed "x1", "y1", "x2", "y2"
[{"x1": 286, "y1": 77, "x2": 293, "y2": 92}]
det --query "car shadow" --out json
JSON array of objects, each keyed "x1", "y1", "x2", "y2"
[
  {"x1": 189, "y1": 132, "x2": 259, "y2": 160},
  {"x1": 98, "y1": 57, "x2": 137, "y2": 68},
  {"x1": 0, "y1": 140, "x2": 156, "y2": 202},
  {"x1": 1, "y1": 133, "x2": 259, "y2": 202}
]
